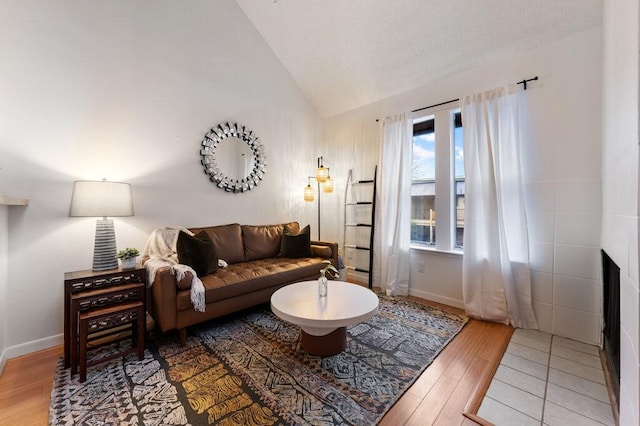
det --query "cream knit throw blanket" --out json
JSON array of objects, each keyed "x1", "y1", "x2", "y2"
[{"x1": 142, "y1": 226, "x2": 206, "y2": 312}]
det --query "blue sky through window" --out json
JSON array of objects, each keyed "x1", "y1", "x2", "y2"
[
  {"x1": 454, "y1": 126, "x2": 464, "y2": 178},
  {"x1": 412, "y1": 127, "x2": 464, "y2": 180},
  {"x1": 412, "y1": 132, "x2": 435, "y2": 180}
]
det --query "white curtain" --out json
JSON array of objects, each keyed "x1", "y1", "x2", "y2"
[
  {"x1": 461, "y1": 86, "x2": 538, "y2": 329},
  {"x1": 374, "y1": 113, "x2": 412, "y2": 296}
]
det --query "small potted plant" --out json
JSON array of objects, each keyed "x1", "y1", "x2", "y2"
[
  {"x1": 318, "y1": 260, "x2": 339, "y2": 297},
  {"x1": 117, "y1": 247, "x2": 140, "y2": 270}
]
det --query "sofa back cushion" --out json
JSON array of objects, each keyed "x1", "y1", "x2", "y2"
[
  {"x1": 190, "y1": 223, "x2": 245, "y2": 264},
  {"x1": 242, "y1": 224, "x2": 284, "y2": 261}
]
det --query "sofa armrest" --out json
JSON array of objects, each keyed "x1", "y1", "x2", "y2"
[
  {"x1": 147, "y1": 266, "x2": 179, "y2": 333},
  {"x1": 310, "y1": 240, "x2": 339, "y2": 268}
]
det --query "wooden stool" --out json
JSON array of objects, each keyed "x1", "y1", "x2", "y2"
[{"x1": 78, "y1": 301, "x2": 145, "y2": 382}]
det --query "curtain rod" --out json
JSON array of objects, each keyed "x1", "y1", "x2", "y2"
[{"x1": 376, "y1": 76, "x2": 539, "y2": 121}]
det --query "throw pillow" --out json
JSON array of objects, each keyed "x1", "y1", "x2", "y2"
[
  {"x1": 278, "y1": 224, "x2": 314, "y2": 258},
  {"x1": 176, "y1": 231, "x2": 218, "y2": 277}
]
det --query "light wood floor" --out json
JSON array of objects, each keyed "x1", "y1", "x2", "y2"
[{"x1": 0, "y1": 297, "x2": 513, "y2": 426}]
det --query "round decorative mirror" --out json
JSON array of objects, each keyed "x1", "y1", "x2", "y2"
[{"x1": 200, "y1": 122, "x2": 267, "y2": 192}]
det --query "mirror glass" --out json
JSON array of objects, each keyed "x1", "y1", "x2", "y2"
[
  {"x1": 216, "y1": 137, "x2": 255, "y2": 181},
  {"x1": 200, "y1": 122, "x2": 267, "y2": 193}
]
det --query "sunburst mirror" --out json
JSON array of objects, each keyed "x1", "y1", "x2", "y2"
[{"x1": 200, "y1": 122, "x2": 267, "y2": 193}]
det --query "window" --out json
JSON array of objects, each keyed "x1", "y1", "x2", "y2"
[
  {"x1": 453, "y1": 113, "x2": 464, "y2": 248},
  {"x1": 411, "y1": 109, "x2": 464, "y2": 251},
  {"x1": 411, "y1": 117, "x2": 436, "y2": 245}
]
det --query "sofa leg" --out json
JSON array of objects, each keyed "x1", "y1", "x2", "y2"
[{"x1": 178, "y1": 328, "x2": 187, "y2": 347}]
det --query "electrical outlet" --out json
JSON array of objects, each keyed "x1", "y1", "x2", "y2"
[{"x1": 417, "y1": 261, "x2": 425, "y2": 273}]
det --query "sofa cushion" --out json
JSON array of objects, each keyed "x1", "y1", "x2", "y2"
[
  {"x1": 176, "y1": 231, "x2": 218, "y2": 277},
  {"x1": 190, "y1": 223, "x2": 245, "y2": 264},
  {"x1": 278, "y1": 224, "x2": 313, "y2": 258},
  {"x1": 175, "y1": 257, "x2": 326, "y2": 311},
  {"x1": 242, "y1": 224, "x2": 284, "y2": 262}
]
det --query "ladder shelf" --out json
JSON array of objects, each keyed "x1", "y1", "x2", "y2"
[{"x1": 342, "y1": 166, "x2": 377, "y2": 289}]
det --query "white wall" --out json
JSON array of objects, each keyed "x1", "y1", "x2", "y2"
[
  {"x1": 0, "y1": 0, "x2": 322, "y2": 360},
  {"x1": 324, "y1": 27, "x2": 603, "y2": 343},
  {"x1": 602, "y1": 0, "x2": 639, "y2": 424}
]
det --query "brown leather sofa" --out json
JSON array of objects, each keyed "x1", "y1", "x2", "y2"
[{"x1": 146, "y1": 222, "x2": 338, "y2": 345}]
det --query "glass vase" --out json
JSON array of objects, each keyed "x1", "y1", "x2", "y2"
[{"x1": 318, "y1": 270, "x2": 328, "y2": 297}]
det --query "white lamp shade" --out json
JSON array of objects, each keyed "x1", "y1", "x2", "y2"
[{"x1": 69, "y1": 180, "x2": 134, "y2": 217}]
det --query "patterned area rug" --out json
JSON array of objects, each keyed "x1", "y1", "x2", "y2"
[{"x1": 50, "y1": 294, "x2": 467, "y2": 425}]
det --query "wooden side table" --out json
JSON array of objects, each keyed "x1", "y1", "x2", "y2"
[
  {"x1": 78, "y1": 300, "x2": 145, "y2": 382},
  {"x1": 64, "y1": 267, "x2": 146, "y2": 377}
]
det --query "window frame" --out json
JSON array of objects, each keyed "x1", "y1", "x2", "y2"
[{"x1": 411, "y1": 105, "x2": 463, "y2": 254}]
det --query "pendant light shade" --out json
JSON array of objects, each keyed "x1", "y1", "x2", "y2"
[
  {"x1": 304, "y1": 183, "x2": 315, "y2": 202},
  {"x1": 316, "y1": 156, "x2": 328, "y2": 183},
  {"x1": 323, "y1": 174, "x2": 334, "y2": 193}
]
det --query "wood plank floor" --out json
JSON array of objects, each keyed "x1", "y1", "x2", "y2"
[{"x1": 0, "y1": 297, "x2": 513, "y2": 426}]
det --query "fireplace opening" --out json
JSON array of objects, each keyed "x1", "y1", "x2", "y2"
[{"x1": 601, "y1": 249, "x2": 620, "y2": 407}]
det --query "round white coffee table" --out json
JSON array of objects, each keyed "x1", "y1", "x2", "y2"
[{"x1": 270, "y1": 280, "x2": 379, "y2": 356}]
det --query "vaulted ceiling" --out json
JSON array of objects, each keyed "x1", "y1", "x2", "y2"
[{"x1": 235, "y1": 0, "x2": 602, "y2": 118}]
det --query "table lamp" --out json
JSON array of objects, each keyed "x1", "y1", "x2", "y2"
[{"x1": 69, "y1": 180, "x2": 134, "y2": 271}]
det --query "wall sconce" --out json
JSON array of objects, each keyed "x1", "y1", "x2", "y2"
[
  {"x1": 69, "y1": 179, "x2": 134, "y2": 271},
  {"x1": 304, "y1": 156, "x2": 334, "y2": 239}
]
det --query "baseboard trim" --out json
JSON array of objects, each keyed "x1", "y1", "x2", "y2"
[
  {"x1": 408, "y1": 289, "x2": 465, "y2": 310},
  {"x1": 0, "y1": 348, "x2": 6, "y2": 376},
  {"x1": 0, "y1": 334, "x2": 63, "y2": 376}
]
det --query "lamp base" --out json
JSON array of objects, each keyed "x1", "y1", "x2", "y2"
[{"x1": 92, "y1": 218, "x2": 118, "y2": 271}]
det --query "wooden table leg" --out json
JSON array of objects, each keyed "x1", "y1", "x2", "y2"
[
  {"x1": 79, "y1": 319, "x2": 88, "y2": 383},
  {"x1": 300, "y1": 327, "x2": 347, "y2": 356}
]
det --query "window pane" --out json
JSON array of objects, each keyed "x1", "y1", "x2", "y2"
[
  {"x1": 412, "y1": 117, "x2": 435, "y2": 245},
  {"x1": 453, "y1": 113, "x2": 464, "y2": 248}
]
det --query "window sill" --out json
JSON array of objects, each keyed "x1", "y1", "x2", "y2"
[{"x1": 410, "y1": 245, "x2": 463, "y2": 258}]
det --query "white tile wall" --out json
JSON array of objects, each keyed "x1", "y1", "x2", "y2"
[
  {"x1": 620, "y1": 271, "x2": 639, "y2": 358},
  {"x1": 601, "y1": 2, "x2": 639, "y2": 424},
  {"x1": 555, "y1": 213, "x2": 601, "y2": 247},
  {"x1": 532, "y1": 301, "x2": 553, "y2": 334},
  {"x1": 601, "y1": 214, "x2": 630, "y2": 273},
  {"x1": 629, "y1": 217, "x2": 639, "y2": 286},
  {"x1": 555, "y1": 181, "x2": 602, "y2": 214},
  {"x1": 553, "y1": 274, "x2": 599, "y2": 312},
  {"x1": 528, "y1": 212, "x2": 555, "y2": 243},
  {"x1": 529, "y1": 241, "x2": 554, "y2": 274},
  {"x1": 554, "y1": 244, "x2": 601, "y2": 281},
  {"x1": 524, "y1": 182, "x2": 556, "y2": 213},
  {"x1": 552, "y1": 306, "x2": 599, "y2": 344},
  {"x1": 531, "y1": 271, "x2": 553, "y2": 304},
  {"x1": 620, "y1": 328, "x2": 640, "y2": 425},
  {"x1": 516, "y1": 27, "x2": 604, "y2": 353}
]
